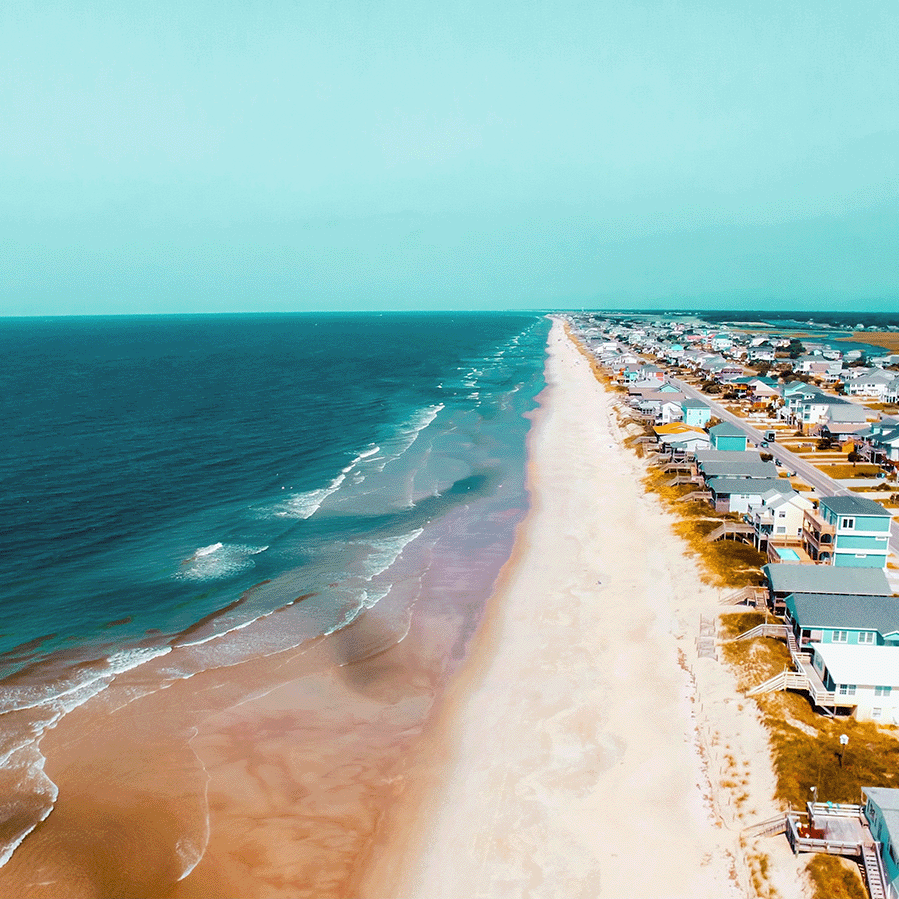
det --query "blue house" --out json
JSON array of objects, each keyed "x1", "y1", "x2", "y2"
[
  {"x1": 785, "y1": 593, "x2": 899, "y2": 650},
  {"x1": 802, "y1": 495, "x2": 893, "y2": 569},
  {"x1": 681, "y1": 399, "x2": 711, "y2": 428},
  {"x1": 863, "y1": 788, "x2": 899, "y2": 897},
  {"x1": 708, "y1": 422, "x2": 748, "y2": 452}
]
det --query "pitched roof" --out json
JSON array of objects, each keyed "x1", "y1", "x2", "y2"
[
  {"x1": 786, "y1": 593, "x2": 899, "y2": 635},
  {"x1": 700, "y1": 459, "x2": 779, "y2": 479},
  {"x1": 695, "y1": 449, "x2": 763, "y2": 465},
  {"x1": 764, "y1": 563, "x2": 892, "y2": 596},
  {"x1": 654, "y1": 423, "x2": 706, "y2": 435},
  {"x1": 812, "y1": 643, "x2": 899, "y2": 687},
  {"x1": 708, "y1": 477, "x2": 792, "y2": 496},
  {"x1": 681, "y1": 399, "x2": 709, "y2": 410},
  {"x1": 708, "y1": 422, "x2": 745, "y2": 438},
  {"x1": 820, "y1": 495, "x2": 892, "y2": 518},
  {"x1": 863, "y1": 788, "x2": 899, "y2": 847}
]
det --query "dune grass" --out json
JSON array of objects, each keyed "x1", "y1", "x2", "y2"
[
  {"x1": 642, "y1": 469, "x2": 767, "y2": 588},
  {"x1": 805, "y1": 856, "x2": 866, "y2": 899},
  {"x1": 720, "y1": 614, "x2": 899, "y2": 808},
  {"x1": 720, "y1": 614, "x2": 899, "y2": 899}
]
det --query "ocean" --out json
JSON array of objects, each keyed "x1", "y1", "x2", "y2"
[{"x1": 0, "y1": 312, "x2": 550, "y2": 871}]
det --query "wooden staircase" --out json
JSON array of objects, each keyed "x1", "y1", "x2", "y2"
[
  {"x1": 862, "y1": 844, "x2": 888, "y2": 899},
  {"x1": 719, "y1": 585, "x2": 767, "y2": 608},
  {"x1": 704, "y1": 521, "x2": 755, "y2": 543},
  {"x1": 742, "y1": 813, "x2": 788, "y2": 839}
]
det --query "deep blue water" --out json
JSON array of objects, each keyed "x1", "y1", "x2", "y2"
[{"x1": 0, "y1": 313, "x2": 549, "y2": 677}]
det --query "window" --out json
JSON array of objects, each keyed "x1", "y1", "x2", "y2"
[
  {"x1": 833, "y1": 631, "x2": 849, "y2": 643},
  {"x1": 841, "y1": 517, "x2": 855, "y2": 529},
  {"x1": 873, "y1": 708, "x2": 882, "y2": 719},
  {"x1": 858, "y1": 632, "x2": 876, "y2": 645},
  {"x1": 838, "y1": 684, "x2": 857, "y2": 696},
  {"x1": 875, "y1": 686, "x2": 892, "y2": 697}
]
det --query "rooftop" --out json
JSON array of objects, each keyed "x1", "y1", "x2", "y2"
[
  {"x1": 708, "y1": 477, "x2": 792, "y2": 496},
  {"x1": 819, "y1": 495, "x2": 893, "y2": 518},
  {"x1": 708, "y1": 422, "x2": 745, "y2": 437},
  {"x1": 786, "y1": 593, "x2": 899, "y2": 635},
  {"x1": 700, "y1": 459, "x2": 779, "y2": 479},
  {"x1": 813, "y1": 643, "x2": 899, "y2": 687},
  {"x1": 764, "y1": 563, "x2": 892, "y2": 597},
  {"x1": 695, "y1": 450, "x2": 763, "y2": 464}
]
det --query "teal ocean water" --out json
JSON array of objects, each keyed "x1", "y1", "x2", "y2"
[{"x1": 0, "y1": 312, "x2": 549, "y2": 867}]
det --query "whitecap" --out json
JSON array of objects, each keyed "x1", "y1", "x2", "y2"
[
  {"x1": 374, "y1": 405, "x2": 443, "y2": 471},
  {"x1": 177, "y1": 544, "x2": 269, "y2": 580}
]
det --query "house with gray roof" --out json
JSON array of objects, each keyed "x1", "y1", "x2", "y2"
[
  {"x1": 763, "y1": 562, "x2": 892, "y2": 613},
  {"x1": 707, "y1": 478, "x2": 792, "y2": 514},
  {"x1": 785, "y1": 593, "x2": 899, "y2": 650},
  {"x1": 863, "y1": 788, "x2": 899, "y2": 896},
  {"x1": 699, "y1": 458, "x2": 779, "y2": 480},
  {"x1": 681, "y1": 398, "x2": 712, "y2": 427}
]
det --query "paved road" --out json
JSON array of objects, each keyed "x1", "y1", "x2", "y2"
[{"x1": 668, "y1": 375, "x2": 899, "y2": 559}]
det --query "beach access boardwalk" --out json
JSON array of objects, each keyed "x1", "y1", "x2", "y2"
[
  {"x1": 745, "y1": 803, "x2": 888, "y2": 899},
  {"x1": 786, "y1": 804, "x2": 889, "y2": 899}
]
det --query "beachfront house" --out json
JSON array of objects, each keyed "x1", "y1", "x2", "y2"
[
  {"x1": 681, "y1": 399, "x2": 712, "y2": 428},
  {"x1": 763, "y1": 562, "x2": 891, "y2": 614},
  {"x1": 863, "y1": 788, "x2": 899, "y2": 898},
  {"x1": 802, "y1": 495, "x2": 893, "y2": 569},
  {"x1": 751, "y1": 491, "x2": 815, "y2": 551},
  {"x1": 785, "y1": 593, "x2": 899, "y2": 651},
  {"x1": 708, "y1": 422, "x2": 749, "y2": 452},
  {"x1": 809, "y1": 644, "x2": 899, "y2": 722},
  {"x1": 653, "y1": 423, "x2": 710, "y2": 455},
  {"x1": 698, "y1": 456, "x2": 779, "y2": 481},
  {"x1": 707, "y1": 478, "x2": 791, "y2": 515}
]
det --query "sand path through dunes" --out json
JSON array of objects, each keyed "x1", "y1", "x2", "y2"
[{"x1": 360, "y1": 319, "x2": 747, "y2": 898}]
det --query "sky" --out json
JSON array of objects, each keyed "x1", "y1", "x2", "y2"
[{"x1": 1, "y1": 0, "x2": 897, "y2": 315}]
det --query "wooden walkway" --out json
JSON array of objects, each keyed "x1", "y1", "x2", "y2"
[
  {"x1": 746, "y1": 804, "x2": 888, "y2": 899},
  {"x1": 704, "y1": 521, "x2": 755, "y2": 543}
]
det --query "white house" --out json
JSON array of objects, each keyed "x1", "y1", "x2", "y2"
[
  {"x1": 810, "y1": 643, "x2": 899, "y2": 722},
  {"x1": 751, "y1": 490, "x2": 816, "y2": 550},
  {"x1": 844, "y1": 368, "x2": 897, "y2": 400}
]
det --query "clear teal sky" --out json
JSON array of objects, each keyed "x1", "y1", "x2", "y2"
[{"x1": 2, "y1": 0, "x2": 897, "y2": 314}]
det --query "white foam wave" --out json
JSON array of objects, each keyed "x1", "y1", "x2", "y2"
[
  {"x1": 0, "y1": 747, "x2": 59, "y2": 868},
  {"x1": 363, "y1": 529, "x2": 424, "y2": 581},
  {"x1": 193, "y1": 542, "x2": 223, "y2": 558},
  {"x1": 375, "y1": 404, "x2": 443, "y2": 471},
  {"x1": 273, "y1": 444, "x2": 380, "y2": 519},
  {"x1": 178, "y1": 544, "x2": 269, "y2": 579},
  {"x1": 0, "y1": 644, "x2": 174, "y2": 869}
]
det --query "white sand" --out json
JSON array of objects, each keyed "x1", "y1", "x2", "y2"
[{"x1": 360, "y1": 319, "x2": 806, "y2": 898}]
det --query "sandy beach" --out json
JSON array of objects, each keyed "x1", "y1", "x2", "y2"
[{"x1": 358, "y1": 319, "x2": 805, "y2": 898}]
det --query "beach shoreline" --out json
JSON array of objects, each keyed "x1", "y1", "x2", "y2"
[{"x1": 357, "y1": 318, "x2": 806, "y2": 898}]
